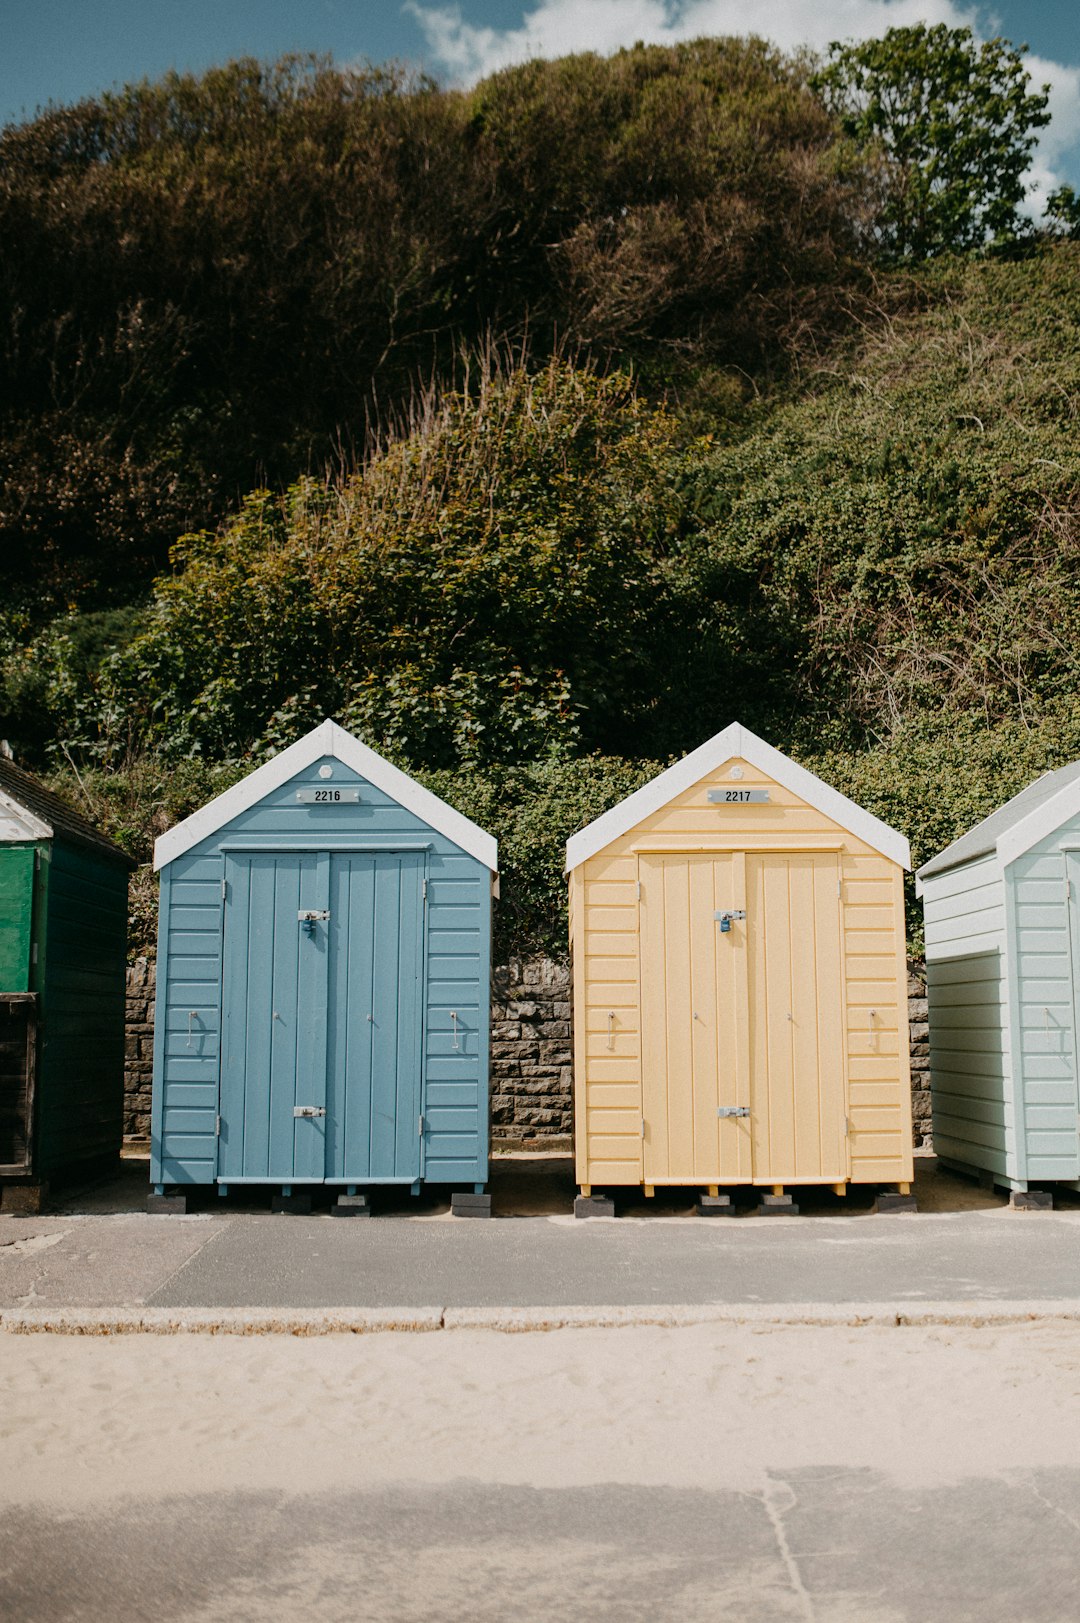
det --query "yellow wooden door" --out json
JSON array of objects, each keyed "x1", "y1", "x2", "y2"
[
  {"x1": 638, "y1": 854, "x2": 752, "y2": 1184},
  {"x1": 745, "y1": 853, "x2": 848, "y2": 1182}
]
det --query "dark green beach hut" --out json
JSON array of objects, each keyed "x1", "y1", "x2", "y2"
[{"x1": 0, "y1": 753, "x2": 132, "y2": 1210}]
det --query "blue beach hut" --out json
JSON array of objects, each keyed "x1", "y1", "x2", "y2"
[
  {"x1": 917, "y1": 761, "x2": 1080, "y2": 1204},
  {"x1": 150, "y1": 720, "x2": 497, "y2": 1215}
]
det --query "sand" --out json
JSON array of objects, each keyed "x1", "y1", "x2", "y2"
[{"x1": 2, "y1": 1319, "x2": 1079, "y2": 1508}]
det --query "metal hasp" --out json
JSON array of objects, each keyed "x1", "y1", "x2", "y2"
[
  {"x1": 298, "y1": 908, "x2": 330, "y2": 934},
  {"x1": 714, "y1": 909, "x2": 746, "y2": 934},
  {"x1": 293, "y1": 1105, "x2": 327, "y2": 1118},
  {"x1": 717, "y1": 1106, "x2": 750, "y2": 1118}
]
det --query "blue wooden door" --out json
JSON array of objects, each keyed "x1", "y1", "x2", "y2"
[
  {"x1": 219, "y1": 853, "x2": 330, "y2": 1182},
  {"x1": 325, "y1": 854, "x2": 426, "y2": 1183},
  {"x1": 218, "y1": 850, "x2": 425, "y2": 1184}
]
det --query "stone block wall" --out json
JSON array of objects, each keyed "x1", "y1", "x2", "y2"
[
  {"x1": 490, "y1": 957, "x2": 574, "y2": 1151},
  {"x1": 124, "y1": 957, "x2": 155, "y2": 1141},
  {"x1": 124, "y1": 953, "x2": 933, "y2": 1152},
  {"x1": 908, "y1": 959, "x2": 932, "y2": 1150}
]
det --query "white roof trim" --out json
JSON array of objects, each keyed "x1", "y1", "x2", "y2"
[
  {"x1": 154, "y1": 720, "x2": 498, "y2": 872},
  {"x1": 0, "y1": 787, "x2": 51, "y2": 842},
  {"x1": 565, "y1": 722, "x2": 910, "y2": 872},
  {"x1": 998, "y1": 772, "x2": 1080, "y2": 869}
]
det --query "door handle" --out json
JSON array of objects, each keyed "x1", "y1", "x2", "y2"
[{"x1": 293, "y1": 1105, "x2": 327, "y2": 1118}]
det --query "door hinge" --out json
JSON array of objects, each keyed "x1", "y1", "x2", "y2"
[
  {"x1": 419, "y1": 1113, "x2": 425, "y2": 1136},
  {"x1": 637, "y1": 879, "x2": 642, "y2": 901},
  {"x1": 1068, "y1": 877, "x2": 1073, "y2": 902},
  {"x1": 640, "y1": 1118, "x2": 646, "y2": 1138},
  {"x1": 844, "y1": 1116, "x2": 851, "y2": 1137},
  {"x1": 215, "y1": 1114, "x2": 221, "y2": 1137},
  {"x1": 221, "y1": 877, "x2": 228, "y2": 901},
  {"x1": 837, "y1": 878, "x2": 842, "y2": 899},
  {"x1": 422, "y1": 877, "x2": 428, "y2": 903}
]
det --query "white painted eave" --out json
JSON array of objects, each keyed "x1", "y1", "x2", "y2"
[
  {"x1": 565, "y1": 723, "x2": 910, "y2": 872},
  {"x1": 998, "y1": 773, "x2": 1080, "y2": 869},
  {"x1": 154, "y1": 720, "x2": 498, "y2": 872},
  {"x1": 0, "y1": 787, "x2": 51, "y2": 843}
]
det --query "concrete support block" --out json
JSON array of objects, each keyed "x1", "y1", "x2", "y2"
[
  {"x1": 574, "y1": 1194, "x2": 615, "y2": 1218},
  {"x1": 874, "y1": 1191, "x2": 918, "y2": 1214},
  {"x1": 331, "y1": 1194, "x2": 371, "y2": 1217},
  {"x1": 2, "y1": 1182, "x2": 49, "y2": 1215},
  {"x1": 272, "y1": 1193, "x2": 313, "y2": 1215},
  {"x1": 452, "y1": 1191, "x2": 492, "y2": 1218},
  {"x1": 697, "y1": 1194, "x2": 734, "y2": 1216},
  {"x1": 757, "y1": 1193, "x2": 799, "y2": 1216},
  {"x1": 1011, "y1": 1189, "x2": 1053, "y2": 1211},
  {"x1": 147, "y1": 1191, "x2": 188, "y2": 1215}
]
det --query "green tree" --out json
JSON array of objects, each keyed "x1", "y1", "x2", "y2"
[{"x1": 814, "y1": 24, "x2": 1050, "y2": 258}]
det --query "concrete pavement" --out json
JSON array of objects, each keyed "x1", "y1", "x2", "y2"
[{"x1": 3, "y1": 1155, "x2": 1080, "y2": 1317}]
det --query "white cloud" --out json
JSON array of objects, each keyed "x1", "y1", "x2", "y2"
[{"x1": 406, "y1": 0, "x2": 1080, "y2": 212}]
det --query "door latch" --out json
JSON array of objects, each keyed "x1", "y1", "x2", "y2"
[
  {"x1": 717, "y1": 1106, "x2": 750, "y2": 1118},
  {"x1": 714, "y1": 910, "x2": 746, "y2": 934},
  {"x1": 298, "y1": 909, "x2": 330, "y2": 933},
  {"x1": 293, "y1": 1105, "x2": 327, "y2": 1118}
]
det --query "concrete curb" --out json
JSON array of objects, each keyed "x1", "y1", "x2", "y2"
[
  {"x1": 5, "y1": 1300, "x2": 1080, "y2": 1335},
  {"x1": 0, "y1": 1307, "x2": 446, "y2": 1336}
]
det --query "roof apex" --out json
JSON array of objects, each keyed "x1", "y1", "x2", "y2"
[
  {"x1": 565, "y1": 722, "x2": 910, "y2": 871},
  {"x1": 153, "y1": 721, "x2": 498, "y2": 871}
]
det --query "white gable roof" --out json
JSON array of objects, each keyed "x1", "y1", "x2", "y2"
[
  {"x1": 154, "y1": 720, "x2": 498, "y2": 872},
  {"x1": 565, "y1": 722, "x2": 910, "y2": 872},
  {"x1": 917, "y1": 760, "x2": 1080, "y2": 886},
  {"x1": 0, "y1": 786, "x2": 50, "y2": 842}
]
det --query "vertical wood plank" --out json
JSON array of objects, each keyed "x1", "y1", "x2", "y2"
[
  {"x1": 664, "y1": 859, "x2": 694, "y2": 1179},
  {"x1": 690, "y1": 855, "x2": 721, "y2": 1179},
  {"x1": 811, "y1": 855, "x2": 846, "y2": 1181},
  {"x1": 640, "y1": 858, "x2": 669, "y2": 1181}
]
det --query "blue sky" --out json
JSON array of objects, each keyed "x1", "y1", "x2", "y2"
[{"x1": 4, "y1": 1, "x2": 1079, "y2": 202}]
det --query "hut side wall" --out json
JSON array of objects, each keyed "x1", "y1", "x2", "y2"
[
  {"x1": 36, "y1": 839, "x2": 128, "y2": 1177},
  {"x1": 153, "y1": 754, "x2": 490, "y2": 1187},
  {"x1": 1010, "y1": 820, "x2": 1080, "y2": 1182},
  {"x1": 571, "y1": 752, "x2": 912, "y2": 1187},
  {"x1": 923, "y1": 856, "x2": 1013, "y2": 1182}
]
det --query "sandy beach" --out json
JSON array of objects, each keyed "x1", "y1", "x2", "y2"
[{"x1": 3, "y1": 1318, "x2": 1080, "y2": 1506}]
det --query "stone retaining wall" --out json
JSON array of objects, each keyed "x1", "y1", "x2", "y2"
[
  {"x1": 124, "y1": 957, "x2": 155, "y2": 1141},
  {"x1": 490, "y1": 958, "x2": 573, "y2": 1152},
  {"x1": 124, "y1": 954, "x2": 934, "y2": 1152}
]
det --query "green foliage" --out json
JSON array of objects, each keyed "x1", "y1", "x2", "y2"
[
  {"x1": 102, "y1": 363, "x2": 690, "y2": 766},
  {"x1": 0, "y1": 43, "x2": 862, "y2": 625},
  {"x1": 682, "y1": 249, "x2": 1080, "y2": 747},
  {"x1": 1046, "y1": 185, "x2": 1080, "y2": 240},
  {"x1": 814, "y1": 25, "x2": 1050, "y2": 258}
]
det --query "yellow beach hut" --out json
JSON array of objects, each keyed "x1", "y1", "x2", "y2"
[{"x1": 566, "y1": 723, "x2": 914, "y2": 1215}]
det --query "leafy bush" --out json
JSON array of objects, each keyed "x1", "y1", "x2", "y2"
[{"x1": 101, "y1": 362, "x2": 690, "y2": 766}]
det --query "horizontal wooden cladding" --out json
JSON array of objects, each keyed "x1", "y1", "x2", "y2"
[
  {"x1": 585, "y1": 903, "x2": 638, "y2": 931},
  {"x1": 585, "y1": 1082, "x2": 641, "y2": 1109},
  {"x1": 925, "y1": 951, "x2": 1001, "y2": 986},
  {"x1": 587, "y1": 1134, "x2": 643, "y2": 1164},
  {"x1": 923, "y1": 878, "x2": 1002, "y2": 925},
  {"x1": 920, "y1": 855, "x2": 999, "y2": 903}
]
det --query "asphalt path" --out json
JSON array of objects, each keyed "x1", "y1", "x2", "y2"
[{"x1": 3, "y1": 1157, "x2": 1080, "y2": 1311}]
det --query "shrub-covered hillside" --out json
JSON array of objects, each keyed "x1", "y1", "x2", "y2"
[
  {"x1": 0, "y1": 41, "x2": 861, "y2": 623},
  {"x1": 3, "y1": 37, "x2": 1077, "y2": 958},
  {"x1": 6, "y1": 245, "x2": 1078, "y2": 955}
]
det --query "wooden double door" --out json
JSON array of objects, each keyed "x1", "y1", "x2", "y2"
[
  {"x1": 638, "y1": 852, "x2": 848, "y2": 1185},
  {"x1": 217, "y1": 851, "x2": 426, "y2": 1185}
]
